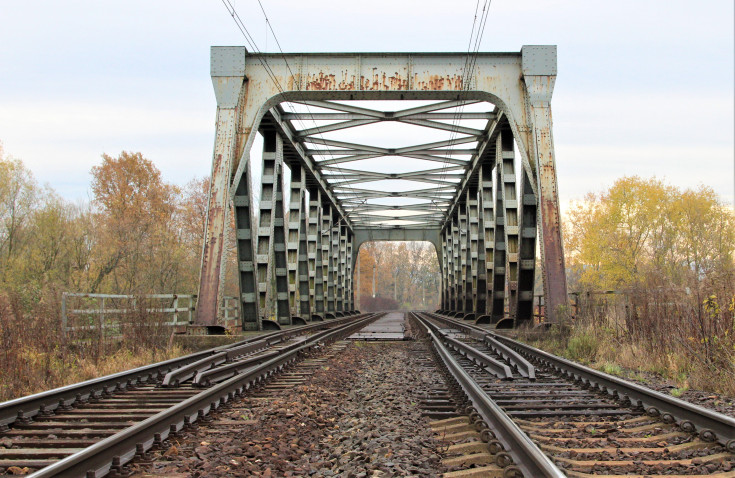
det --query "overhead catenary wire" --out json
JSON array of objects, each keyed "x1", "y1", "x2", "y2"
[
  {"x1": 221, "y1": 0, "x2": 366, "y2": 232},
  {"x1": 221, "y1": 0, "x2": 493, "y2": 234},
  {"x1": 438, "y1": 0, "x2": 492, "y2": 222}
]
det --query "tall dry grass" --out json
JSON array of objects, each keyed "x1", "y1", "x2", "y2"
[
  {"x1": 524, "y1": 276, "x2": 735, "y2": 395},
  {"x1": 0, "y1": 291, "x2": 188, "y2": 402}
]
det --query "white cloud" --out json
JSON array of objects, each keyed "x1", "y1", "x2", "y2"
[{"x1": 0, "y1": 0, "x2": 731, "y2": 207}]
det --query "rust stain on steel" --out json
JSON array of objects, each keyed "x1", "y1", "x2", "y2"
[
  {"x1": 300, "y1": 70, "x2": 464, "y2": 91},
  {"x1": 536, "y1": 125, "x2": 568, "y2": 323},
  {"x1": 196, "y1": 143, "x2": 230, "y2": 326},
  {"x1": 414, "y1": 74, "x2": 463, "y2": 91}
]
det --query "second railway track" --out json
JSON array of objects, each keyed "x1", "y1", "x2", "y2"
[
  {"x1": 413, "y1": 311, "x2": 735, "y2": 477},
  {"x1": 4, "y1": 311, "x2": 735, "y2": 477},
  {"x1": 0, "y1": 312, "x2": 382, "y2": 477}
]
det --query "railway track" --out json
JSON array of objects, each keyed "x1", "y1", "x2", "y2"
[
  {"x1": 0, "y1": 312, "x2": 381, "y2": 477},
  {"x1": 412, "y1": 311, "x2": 735, "y2": 477},
  {"x1": 5, "y1": 310, "x2": 735, "y2": 477}
]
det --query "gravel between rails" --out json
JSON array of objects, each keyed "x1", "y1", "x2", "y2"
[{"x1": 130, "y1": 340, "x2": 446, "y2": 477}]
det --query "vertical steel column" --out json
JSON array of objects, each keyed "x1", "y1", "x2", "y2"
[
  {"x1": 344, "y1": 230, "x2": 353, "y2": 311},
  {"x1": 233, "y1": 149, "x2": 259, "y2": 330},
  {"x1": 524, "y1": 66, "x2": 569, "y2": 322},
  {"x1": 516, "y1": 168, "x2": 538, "y2": 324},
  {"x1": 286, "y1": 165, "x2": 305, "y2": 314},
  {"x1": 297, "y1": 193, "x2": 311, "y2": 319},
  {"x1": 311, "y1": 190, "x2": 325, "y2": 319},
  {"x1": 196, "y1": 71, "x2": 244, "y2": 326},
  {"x1": 458, "y1": 204, "x2": 468, "y2": 315},
  {"x1": 491, "y1": 134, "x2": 508, "y2": 321},
  {"x1": 255, "y1": 132, "x2": 279, "y2": 322},
  {"x1": 321, "y1": 204, "x2": 333, "y2": 315},
  {"x1": 271, "y1": 139, "x2": 292, "y2": 326},
  {"x1": 475, "y1": 163, "x2": 495, "y2": 318},
  {"x1": 465, "y1": 187, "x2": 479, "y2": 315},
  {"x1": 451, "y1": 213, "x2": 461, "y2": 312},
  {"x1": 499, "y1": 131, "x2": 519, "y2": 320},
  {"x1": 441, "y1": 228, "x2": 449, "y2": 311},
  {"x1": 354, "y1": 241, "x2": 360, "y2": 311},
  {"x1": 335, "y1": 223, "x2": 346, "y2": 313},
  {"x1": 446, "y1": 223, "x2": 453, "y2": 311},
  {"x1": 328, "y1": 215, "x2": 339, "y2": 314}
]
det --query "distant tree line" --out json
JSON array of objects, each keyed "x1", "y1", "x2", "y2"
[
  {"x1": 355, "y1": 241, "x2": 440, "y2": 311},
  {"x1": 565, "y1": 175, "x2": 734, "y2": 294},
  {"x1": 0, "y1": 145, "x2": 208, "y2": 308}
]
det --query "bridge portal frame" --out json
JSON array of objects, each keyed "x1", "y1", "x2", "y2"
[{"x1": 197, "y1": 45, "x2": 568, "y2": 330}]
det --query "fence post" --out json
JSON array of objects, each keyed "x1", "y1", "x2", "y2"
[
  {"x1": 99, "y1": 296, "x2": 106, "y2": 344},
  {"x1": 61, "y1": 292, "x2": 68, "y2": 339},
  {"x1": 173, "y1": 296, "x2": 179, "y2": 325}
]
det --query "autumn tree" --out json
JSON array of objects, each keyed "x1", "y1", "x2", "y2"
[
  {"x1": 0, "y1": 148, "x2": 40, "y2": 282},
  {"x1": 355, "y1": 241, "x2": 440, "y2": 310},
  {"x1": 176, "y1": 176, "x2": 210, "y2": 292},
  {"x1": 565, "y1": 176, "x2": 735, "y2": 292},
  {"x1": 89, "y1": 152, "x2": 185, "y2": 293}
]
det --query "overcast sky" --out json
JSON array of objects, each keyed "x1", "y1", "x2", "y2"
[{"x1": 0, "y1": 0, "x2": 732, "y2": 208}]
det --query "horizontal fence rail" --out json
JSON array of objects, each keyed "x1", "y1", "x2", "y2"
[{"x1": 61, "y1": 293, "x2": 240, "y2": 335}]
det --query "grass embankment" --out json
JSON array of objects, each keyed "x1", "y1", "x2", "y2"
[
  {"x1": 519, "y1": 324, "x2": 696, "y2": 392},
  {"x1": 519, "y1": 293, "x2": 735, "y2": 397},
  {"x1": 0, "y1": 292, "x2": 190, "y2": 402}
]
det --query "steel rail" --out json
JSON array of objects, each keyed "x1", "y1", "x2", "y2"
[
  {"x1": 192, "y1": 324, "x2": 359, "y2": 386},
  {"x1": 161, "y1": 329, "x2": 303, "y2": 387},
  {"x1": 422, "y1": 312, "x2": 535, "y2": 379},
  {"x1": 491, "y1": 331, "x2": 735, "y2": 449},
  {"x1": 441, "y1": 334, "x2": 513, "y2": 379},
  {"x1": 410, "y1": 313, "x2": 564, "y2": 478},
  {"x1": 194, "y1": 349, "x2": 280, "y2": 386},
  {"x1": 27, "y1": 313, "x2": 382, "y2": 478},
  {"x1": 0, "y1": 314, "x2": 365, "y2": 429},
  {"x1": 417, "y1": 315, "x2": 512, "y2": 379},
  {"x1": 161, "y1": 351, "x2": 229, "y2": 387},
  {"x1": 431, "y1": 311, "x2": 735, "y2": 450}
]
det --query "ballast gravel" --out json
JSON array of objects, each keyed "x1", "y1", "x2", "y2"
[{"x1": 130, "y1": 340, "x2": 446, "y2": 477}]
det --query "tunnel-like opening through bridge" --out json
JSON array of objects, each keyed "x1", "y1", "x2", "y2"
[{"x1": 196, "y1": 46, "x2": 568, "y2": 331}]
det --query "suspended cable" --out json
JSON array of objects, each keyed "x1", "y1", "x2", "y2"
[
  {"x1": 439, "y1": 0, "x2": 492, "y2": 222},
  {"x1": 220, "y1": 0, "x2": 361, "y2": 229}
]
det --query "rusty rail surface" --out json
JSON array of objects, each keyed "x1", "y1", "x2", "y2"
[
  {"x1": 0, "y1": 313, "x2": 365, "y2": 431},
  {"x1": 411, "y1": 312, "x2": 565, "y2": 477},
  {"x1": 24, "y1": 312, "x2": 380, "y2": 478},
  {"x1": 426, "y1": 311, "x2": 735, "y2": 448}
]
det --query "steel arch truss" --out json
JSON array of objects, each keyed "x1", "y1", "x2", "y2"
[{"x1": 196, "y1": 45, "x2": 568, "y2": 330}]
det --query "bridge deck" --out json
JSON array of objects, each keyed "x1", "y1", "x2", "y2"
[{"x1": 349, "y1": 311, "x2": 406, "y2": 340}]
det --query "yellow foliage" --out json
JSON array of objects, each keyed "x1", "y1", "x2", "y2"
[{"x1": 566, "y1": 176, "x2": 735, "y2": 291}]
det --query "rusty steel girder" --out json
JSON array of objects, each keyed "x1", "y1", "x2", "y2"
[{"x1": 197, "y1": 45, "x2": 568, "y2": 329}]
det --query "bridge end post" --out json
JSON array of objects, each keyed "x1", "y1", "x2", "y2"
[
  {"x1": 195, "y1": 46, "x2": 246, "y2": 327},
  {"x1": 521, "y1": 45, "x2": 569, "y2": 324}
]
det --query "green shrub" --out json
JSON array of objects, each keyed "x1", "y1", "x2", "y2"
[{"x1": 566, "y1": 331, "x2": 598, "y2": 363}]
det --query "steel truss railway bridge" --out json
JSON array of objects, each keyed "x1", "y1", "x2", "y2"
[{"x1": 196, "y1": 45, "x2": 568, "y2": 331}]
